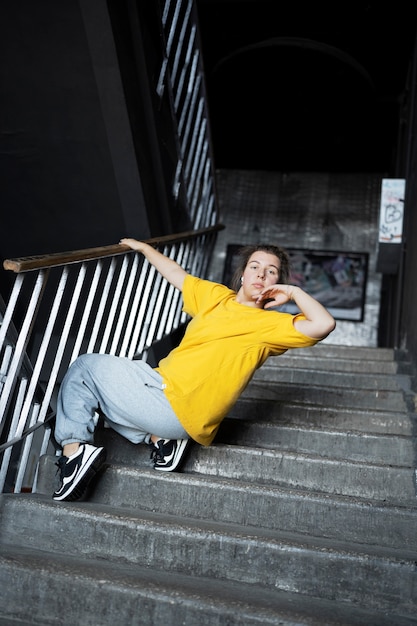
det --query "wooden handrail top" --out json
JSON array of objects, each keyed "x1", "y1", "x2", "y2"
[{"x1": 3, "y1": 224, "x2": 225, "y2": 273}]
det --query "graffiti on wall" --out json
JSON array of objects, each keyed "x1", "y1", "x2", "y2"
[{"x1": 378, "y1": 178, "x2": 405, "y2": 244}]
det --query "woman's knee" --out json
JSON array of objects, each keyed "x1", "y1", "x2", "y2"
[
  {"x1": 72, "y1": 352, "x2": 110, "y2": 374},
  {"x1": 75, "y1": 353, "x2": 100, "y2": 367}
]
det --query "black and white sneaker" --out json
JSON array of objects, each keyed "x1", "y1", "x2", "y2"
[
  {"x1": 52, "y1": 443, "x2": 106, "y2": 502},
  {"x1": 150, "y1": 438, "x2": 190, "y2": 472}
]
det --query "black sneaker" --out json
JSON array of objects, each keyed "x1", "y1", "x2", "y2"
[
  {"x1": 150, "y1": 438, "x2": 190, "y2": 472},
  {"x1": 52, "y1": 443, "x2": 106, "y2": 502}
]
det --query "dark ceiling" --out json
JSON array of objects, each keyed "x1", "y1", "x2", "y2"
[{"x1": 196, "y1": 1, "x2": 416, "y2": 173}]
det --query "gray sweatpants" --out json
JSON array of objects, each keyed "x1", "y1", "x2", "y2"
[{"x1": 54, "y1": 353, "x2": 188, "y2": 447}]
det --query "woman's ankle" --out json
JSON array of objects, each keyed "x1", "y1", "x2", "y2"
[{"x1": 62, "y1": 442, "x2": 80, "y2": 458}]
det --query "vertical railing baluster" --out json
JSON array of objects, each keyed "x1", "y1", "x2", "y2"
[
  {"x1": 70, "y1": 260, "x2": 103, "y2": 363},
  {"x1": 145, "y1": 246, "x2": 176, "y2": 348},
  {"x1": 118, "y1": 253, "x2": 142, "y2": 357},
  {"x1": 14, "y1": 268, "x2": 68, "y2": 441},
  {"x1": 14, "y1": 403, "x2": 40, "y2": 493},
  {"x1": 87, "y1": 258, "x2": 117, "y2": 353},
  {"x1": 135, "y1": 264, "x2": 162, "y2": 357},
  {"x1": 36, "y1": 265, "x2": 86, "y2": 424},
  {"x1": 0, "y1": 274, "x2": 24, "y2": 353},
  {"x1": 0, "y1": 271, "x2": 48, "y2": 427},
  {"x1": 0, "y1": 345, "x2": 13, "y2": 394},
  {"x1": 0, "y1": 377, "x2": 27, "y2": 492},
  {"x1": 126, "y1": 261, "x2": 156, "y2": 359},
  {"x1": 99, "y1": 256, "x2": 130, "y2": 354},
  {"x1": 110, "y1": 253, "x2": 137, "y2": 356}
]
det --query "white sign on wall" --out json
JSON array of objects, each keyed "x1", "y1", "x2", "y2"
[{"x1": 378, "y1": 178, "x2": 406, "y2": 244}]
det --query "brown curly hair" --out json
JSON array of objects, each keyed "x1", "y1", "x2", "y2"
[{"x1": 230, "y1": 244, "x2": 291, "y2": 292}]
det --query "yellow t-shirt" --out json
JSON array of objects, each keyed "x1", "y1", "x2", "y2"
[{"x1": 156, "y1": 275, "x2": 319, "y2": 446}]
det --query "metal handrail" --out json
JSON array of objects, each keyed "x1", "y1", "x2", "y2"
[
  {"x1": 3, "y1": 226, "x2": 223, "y2": 273},
  {"x1": 0, "y1": 225, "x2": 223, "y2": 494}
]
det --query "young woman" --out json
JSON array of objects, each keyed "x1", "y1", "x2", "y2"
[{"x1": 52, "y1": 239, "x2": 335, "y2": 501}]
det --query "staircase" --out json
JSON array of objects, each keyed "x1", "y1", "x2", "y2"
[{"x1": 1, "y1": 344, "x2": 416, "y2": 625}]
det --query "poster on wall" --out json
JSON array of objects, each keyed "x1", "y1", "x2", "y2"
[
  {"x1": 378, "y1": 178, "x2": 406, "y2": 244},
  {"x1": 222, "y1": 245, "x2": 368, "y2": 322}
]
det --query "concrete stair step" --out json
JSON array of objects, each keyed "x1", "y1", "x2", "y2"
[
  {"x1": 2, "y1": 344, "x2": 415, "y2": 625},
  {"x1": 253, "y1": 363, "x2": 405, "y2": 391},
  {"x1": 286, "y1": 344, "x2": 402, "y2": 362},
  {"x1": 36, "y1": 450, "x2": 417, "y2": 550},
  {"x1": 1, "y1": 494, "x2": 417, "y2": 618},
  {"x1": 259, "y1": 345, "x2": 416, "y2": 400},
  {"x1": 91, "y1": 466, "x2": 417, "y2": 551},
  {"x1": 273, "y1": 344, "x2": 413, "y2": 370},
  {"x1": 2, "y1": 544, "x2": 415, "y2": 626},
  {"x1": 230, "y1": 398, "x2": 416, "y2": 436},
  {"x1": 186, "y1": 444, "x2": 416, "y2": 505},
  {"x1": 217, "y1": 419, "x2": 416, "y2": 465},
  {"x1": 90, "y1": 427, "x2": 416, "y2": 504},
  {"x1": 94, "y1": 414, "x2": 415, "y2": 466},
  {"x1": 240, "y1": 379, "x2": 410, "y2": 412},
  {"x1": 271, "y1": 353, "x2": 401, "y2": 375}
]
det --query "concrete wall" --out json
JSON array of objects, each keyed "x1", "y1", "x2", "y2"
[{"x1": 401, "y1": 160, "x2": 417, "y2": 360}]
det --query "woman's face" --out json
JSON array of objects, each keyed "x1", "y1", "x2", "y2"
[{"x1": 240, "y1": 251, "x2": 280, "y2": 301}]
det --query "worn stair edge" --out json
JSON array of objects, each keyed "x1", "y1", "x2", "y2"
[
  {"x1": 269, "y1": 347, "x2": 415, "y2": 374},
  {"x1": 229, "y1": 398, "x2": 416, "y2": 436},
  {"x1": 253, "y1": 365, "x2": 405, "y2": 392},
  {"x1": 35, "y1": 456, "x2": 417, "y2": 551},
  {"x1": 188, "y1": 444, "x2": 417, "y2": 505},
  {"x1": 269, "y1": 354, "x2": 400, "y2": 375},
  {"x1": 241, "y1": 380, "x2": 409, "y2": 412},
  {"x1": 2, "y1": 545, "x2": 415, "y2": 626},
  {"x1": 216, "y1": 420, "x2": 417, "y2": 466},
  {"x1": 284, "y1": 345, "x2": 397, "y2": 361},
  {"x1": 0, "y1": 615, "x2": 36, "y2": 626},
  {"x1": 1, "y1": 495, "x2": 417, "y2": 615}
]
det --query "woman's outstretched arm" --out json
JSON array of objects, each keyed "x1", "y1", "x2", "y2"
[{"x1": 120, "y1": 238, "x2": 188, "y2": 292}]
